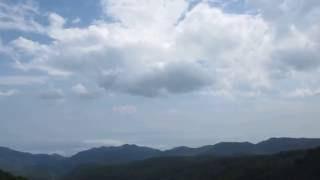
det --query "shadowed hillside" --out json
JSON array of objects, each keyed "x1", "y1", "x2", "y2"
[
  {"x1": 64, "y1": 147, "x2": 320, "y2": 180},
  {"x1": 0, "y1": 169, "x2": 27, "y2": 180},
  {"x1": 1, "y1": 138, "x2": 320, "y2": 180}
]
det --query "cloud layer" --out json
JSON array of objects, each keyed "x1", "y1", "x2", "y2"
[{"x1": 1, "y1": 0, "x2": 320, "y2": 98}]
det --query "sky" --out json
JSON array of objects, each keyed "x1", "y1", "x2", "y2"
[{"x1": 0, "y1": 0, "x2": 320, "y2": 155}]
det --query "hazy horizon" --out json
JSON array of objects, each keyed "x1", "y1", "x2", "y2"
[
  {"x1": 1, "y1": 0, "x2": 320, "y2": 156},
  {"x1": 3, "y1": 136, "x2": 320, "y2": 156}
]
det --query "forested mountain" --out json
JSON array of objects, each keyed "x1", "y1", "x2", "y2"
[
  {"x1": 65, "y1": 147, "x2": 320, "y2": 180},
  {"x1": 0, "y1": 169, "x2": 27, "y2": 180},
  {"x1": 67, "y1": 144, "x2": 161, "y2": 166},
  {"x1": 163, "y1": 137, "x2": 320, "y2": 156},
  {"x1": 0, "y1": 147, "x2": 65, "y2": 179},
  {"x1": 1, "y1": 137, "x2": 320, "y2": 180}
]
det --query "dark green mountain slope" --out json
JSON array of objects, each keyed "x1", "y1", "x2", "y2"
[
  {"x1": 68, "y1": 144, "x2": 161, "y2": 166},
  {"x1": 65, "y1": 147, "x2": 320, "y2": 180},
  {"x1": 163, "y1": 137, "x2": 320, "y2": 156},
  {"x1": 1, "y1": 137, "x2": 320, "y2": 180},
  {"x1": 0, "y1": 147, "x2": 66, "y2": 180},
  {"x1": 0, "y1": 169, "x2": 27, "y2": 180}
]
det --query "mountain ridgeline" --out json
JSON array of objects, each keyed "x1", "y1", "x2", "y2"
[
  {"x1": 1, "y1": 137, "x2": 320, "y2": 180},
  {"x1": 163, "y1": 137, "x2": 320, "y2": 156}
]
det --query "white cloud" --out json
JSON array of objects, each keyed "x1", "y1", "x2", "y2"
[
  {"x1": 175, "y1": 3, "x2": 273, "y2": 89},
  {"x1": 112, "y1": 105, "x2": 137, "y2": 114},
  {"x1": 3, "y1": 0, "x2": 320, "y2": 98},
  {"x1": 0, "y1": 0, "x2": 44, "y2": 32},
  {"x1": 270, "y1": 26, "x2": 320, "y2": 74},
  {"x1": 10, "y1": 37, "x2": 72, "y2": 77},
  {"x1": 71, "y1": 83, "x2": 101, "y2": 99},
  {"x1": 11, "y1": 36, "x2": 48, "y2": 54},
  {"x1": 48, "y1": 13, "x2": 66, "y2": 28},
  {"x1": 101, "y1": 0, "x2": 188, "y2": 31},
  {"x1": 72, "y1": 83, "x2": 88, "y2": 95}
]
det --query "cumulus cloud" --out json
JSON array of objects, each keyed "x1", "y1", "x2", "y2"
[
  {"x1": 271, "y1": 26, "x2": 320, "y2": 72},
  {"x1": 101, "y1": 0, "x2": 189, "y2": 32},
  {"x1": 2, "y1": 0, "x2": 320, "y2": 98},
  {"x1": 100, "y1": 61, "x2": 213, "y2": 97},
  {"x1": 10, "y1": 37, "x2": 72, "y2": 77},
  {"x1": 247, "y1": 0, "x2": 320, "y2": 28},
  {"x1": 246, "y1": 0, "x2": 320, "y2": 92},
  {"x1": 48, "y1": 13, "x2": 66, "y2": 28}
]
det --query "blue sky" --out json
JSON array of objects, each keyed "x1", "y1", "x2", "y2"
[{"x1": 0, "y1": 0, "x2": 320, "y2": 155}]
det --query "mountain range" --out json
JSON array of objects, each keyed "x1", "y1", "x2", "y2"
[
  {"x1": 1, "y1": 137, "x2": 320, "y2": 180},
  {"x1": 65, "y1": 145, "x2": 320, "y2": 180}
]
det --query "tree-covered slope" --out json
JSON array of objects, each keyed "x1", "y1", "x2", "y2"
[
  {"x1": 0, "y1": 169, "x2": 27, "y2": 180},
  {"x1": 65, "y1": 147, "x2": 320, "y2": 180},
  {"x1": 1, "y1": 137, "x2": 320, "y2": 180}
]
